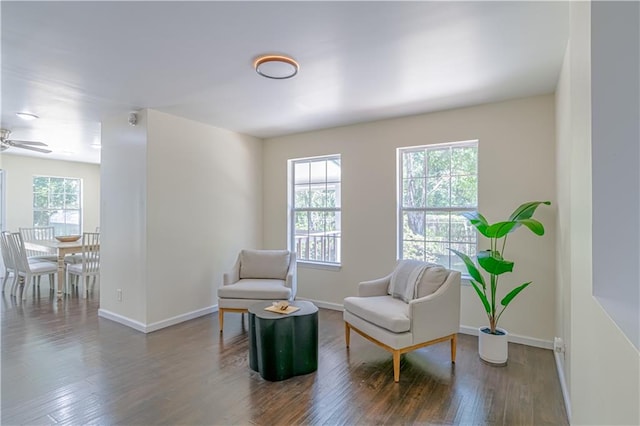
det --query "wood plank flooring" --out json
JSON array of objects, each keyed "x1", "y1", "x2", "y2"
[{"x1": 1, "y1": 285, "x2": 568, "y2": 425}]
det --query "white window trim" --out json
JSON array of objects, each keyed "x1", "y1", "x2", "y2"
[
  {"x1": 33, "y1": 175, "x2": 83, "y2": 235},
  {"x1": 288, "y1": 154, "x2": 342, "y2": 266},
  {"x1": 396, "y1": 140, "x2": 478, "y2": 274}
]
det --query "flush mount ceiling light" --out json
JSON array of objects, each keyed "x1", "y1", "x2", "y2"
[
  {"x1": 16, "y1": 112, "x2": 39, "y2": 120},
  {"x1": 254, "y1": 55, "x2": 299, "y2": 79}
]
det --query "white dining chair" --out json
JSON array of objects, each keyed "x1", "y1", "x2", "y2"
[
  {"x1": 65, "y1": 228, "x2": 100, "y2": 265},
  {"x1": 19, "y1": 226, "x2": 58, "y2": 262},
  {"x1": 2, "y1": 230, "x2": 56, "y2": 295},
  {"x1": 1, "y1": 231, "x2": 18, "y2": 294},
  {"x1": 66, "y1": 232, "x2": 100, "y2": 298},
  {"x1": 7, "y1": 232, "x2": 57, "y2": 300}
]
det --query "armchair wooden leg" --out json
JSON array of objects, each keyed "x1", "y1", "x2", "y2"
[
  {"x1": 451, "y1": 334, "x2": 457, "y2": 363},
  {"x1": 218, "y1": 309, "x2": 224, "y2": 333},
  {"x1": 393, "y1": 350, "x2": 400, "y2": 382},
  {"x1": 345, "y1": 322, "x2": 351, "y2": 348}
]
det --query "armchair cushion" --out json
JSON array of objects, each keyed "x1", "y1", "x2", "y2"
[
  {"x1": 416, "y1": 265, "x2": 450, "y2": 298},
  {"x1": 388, "y1": 260, "x2": 450, "y2": 302},
  {"x1": 343, "y1": 295, "x2": 410, "y2": 333},
  {"x1": 389, "y1": 260, "x2": 428, "y2": 302},
  {"x1": 239, "y1": 249, "x2": 290, "y2": 280},
  {"x1": 217, "y1": 279, "x2": 291, "y2": 300}
]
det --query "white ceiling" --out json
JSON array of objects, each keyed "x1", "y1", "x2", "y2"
[{"x1": 1, "y1": 1, "x2": 569, "y2": 164}]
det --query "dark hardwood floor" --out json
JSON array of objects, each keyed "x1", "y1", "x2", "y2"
[{"x1": 1, "y1": 285, "x2": 568, "y2": 425}]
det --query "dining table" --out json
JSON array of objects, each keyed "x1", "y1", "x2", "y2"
[{"x1": 24, "y1": 239, "x2": 98, "y2": 300}]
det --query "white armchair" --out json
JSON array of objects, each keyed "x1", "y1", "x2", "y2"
[
  {"x1": 217, "y1": 249, "x2": 297, "y2": 332},
  {"x1": 343, "y1": 260, "x2": 461, "y2": 382}
]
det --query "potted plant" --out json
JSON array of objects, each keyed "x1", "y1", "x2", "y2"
[{"x1": 451, "y1": 200, "x2": 550, "y2": 365}]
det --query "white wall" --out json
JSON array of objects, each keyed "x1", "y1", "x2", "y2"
[
  {"x1": 555, "y1": 2, "x2": 640, "y2": 424},
  {"x1": 99, "y1": 109, "x2": 262, "y2": 328},
  {"x1": 1, "y1": 154, "x2": 100, "y2": 232},
  {"x1": 145, "y1": 110, "x2": 263, "y2": 324},
  {"x1": 263, "y1": 95, "x2": 557, "y2": 343},
  {"x1": 555, "y1": 38, "x2": 573, "y2": 411},
  {"x1": 100, "y1": 110, "x2": 149, "y2": 324}
]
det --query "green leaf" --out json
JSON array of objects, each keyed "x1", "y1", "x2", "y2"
[
  {"x1": 470, "y1": 280, "x2": 491, "y2": 314},
  {"x1": 508, "y1": 201, "x2": 551, "y2": 221},
  {"x1": 516, "y1": 218, "x2": 545, "y2": 236},
  {"x1": 484, "y1": 221, "x2": 517, "y2": 238},
  {"x1": 500, "y1": 281, "x2": 532, "y2": 307},
  {"x1": 462, "y1": 211, "x2": 489, "y2": 236},
  {"x1": 472, "y1": 278, "x2": 486, "y2": 291},
  {"x1": 449, "y1": 248, "x2": 485, "y2": 286},
  {"x1": 477, "y1": 250, "x2": 514, "y2": 275}
]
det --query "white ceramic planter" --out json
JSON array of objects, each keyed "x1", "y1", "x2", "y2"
[{"x1": 478, "y1": 327, "x2": 508, "y2": 365}]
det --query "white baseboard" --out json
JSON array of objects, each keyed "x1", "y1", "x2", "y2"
[
  {"x1": 98, "y1": 309, "x2": 147, "y2": 332},
  {"x1": 146, "y1": 305, "x2": 218, "y2": 333},
  {"x1": 554, "y1": 350, "x2": 572, "y2": 422},
  {"x1": 458, "y1": 325, "x2": 553, "y2": 349},
  {"x1": 98, "y1": 305, "x2": 218, "y2": 333},
  {"x1": 296, "y1": 297, "x2": 343, "y2": 311}
]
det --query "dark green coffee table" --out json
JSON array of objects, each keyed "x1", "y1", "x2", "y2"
[{"x1": 248, "y1": 301, "x2": 318, "y2": 381}]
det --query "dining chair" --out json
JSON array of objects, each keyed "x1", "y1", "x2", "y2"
[
  {"x1": 18, "y1": 226, "x2": 58, "y2": 262},
  {"x1": 66, "y1": 232, "x2": 100, "y2": 298},
  {"x1": 7, "y1": 232, "x2": 57, "y2": 300},
  {"x1": 2, "y1": 230, "x2": 56, "y2": 295},
  {"x1": 1, "y1": 231, "x2": 18, "y2": 294},
  {"x1": 65, "y1": 228, "x2": 100, "y2": 265}
]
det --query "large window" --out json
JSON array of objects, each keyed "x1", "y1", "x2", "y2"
[
  {"x1": 398, "y1": 141, "x2": 478, "y2": 272},
  {"x1": 33, "y1": 176, "x2": 82, "y2": 235},
  {"x1": 289, "y1": 155, "x2": 341, "y2": 265}
]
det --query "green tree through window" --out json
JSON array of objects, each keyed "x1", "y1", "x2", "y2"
[
  {"x1": 33, "y1": 176, "x2": 82, "y2": 235},
  {"x1": 399, "y1": 141, "x2": 478, "y2": 272}
]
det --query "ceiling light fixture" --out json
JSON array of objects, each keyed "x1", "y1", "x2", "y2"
[
  {"x1": 254, "y1": 55, "x2": 299, "y2": 79},
  {"x1": 16, "y1": 112, "x2": 39, "y2": 120}
]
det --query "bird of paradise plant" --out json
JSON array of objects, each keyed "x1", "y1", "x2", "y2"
[{"x1": 451, "y1": 201, "x2": 550, "y2": 334}]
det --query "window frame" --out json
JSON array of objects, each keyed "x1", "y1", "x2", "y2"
[
  {"x1": 32, "y1": 175, "x2": 83, "y2": 236},
  {"x1": 397, "y1": 140, "x2": 478, "y2": 274},
  {"x1": 288, "y1": 154, "x2": 342, "y2": 267}
]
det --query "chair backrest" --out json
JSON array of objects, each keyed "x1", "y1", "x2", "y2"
[
  {"x1": 19, "y1": 226, "x2": 55, "y2": 257},
  {"x1": 239, "y1": 249, "x2": 292, "y2": 280},
  {"x1": 1, "y1": 231, "x2": 15, "y2": 270},
  {"x1": 19, "y1": 226, "x2": 55, "y2": 240},
  {"x1": 80, "y1": 232, "x2": 100, "y2": 274},
  {"x1": 389, "y1": 260, "x2": 452, "y2": 303},
  {"x1": 6, "y1": 232, "x2": 30, "y2": 274}
]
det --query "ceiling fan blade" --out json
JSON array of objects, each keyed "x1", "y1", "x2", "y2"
[
  {"x1": 15, "y1": 145, "x2": 52, "y2": 154},
  {"x1": 7, "y1": 139, "x2": 47, "y2": 146}
]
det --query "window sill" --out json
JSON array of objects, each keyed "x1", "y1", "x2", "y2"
[{"x1": 297, "y1": 261, "x2": 342, "y2": 271}]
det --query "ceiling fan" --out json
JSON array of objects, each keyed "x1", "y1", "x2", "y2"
[{"x1": 0, "y1": 128, "x2": 51, "y2": 153}]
